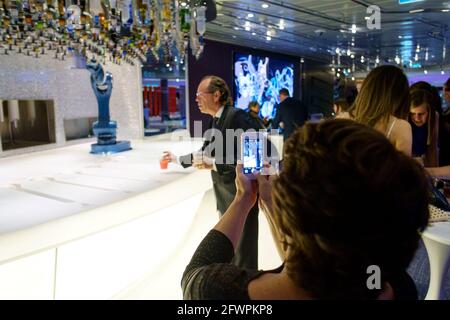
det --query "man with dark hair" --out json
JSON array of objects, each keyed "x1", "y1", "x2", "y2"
[
  {"x1": 162, "y1": 75, "x2": 263, "y2": 269},
  {"x1": 272, "y1": 88, "x2": 307, "y2": 140}
]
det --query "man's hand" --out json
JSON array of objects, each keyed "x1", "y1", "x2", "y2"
[
  {"x1": 162, "y1": 151, "x2": 177, "y2": 164},
  {"x1": 193, "y1": 151, "x2": 214, "y2": 170}
]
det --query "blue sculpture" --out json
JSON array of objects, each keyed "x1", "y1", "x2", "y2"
[{"x1": 86, "y1": 59, "x2": 131, "y2": 154}]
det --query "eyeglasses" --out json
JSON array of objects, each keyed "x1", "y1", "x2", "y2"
[{"x1": 196, "y1": 91, "x2": 213, "y2": 97}]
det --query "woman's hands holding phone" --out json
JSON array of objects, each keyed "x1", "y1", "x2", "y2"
[{"x1": 235, "y1": 161, "x2": 277, "y2": 213}]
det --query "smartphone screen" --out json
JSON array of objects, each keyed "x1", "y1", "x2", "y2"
[{"x1": 243, "y1": 136, "x2": 263, "y2": 174}]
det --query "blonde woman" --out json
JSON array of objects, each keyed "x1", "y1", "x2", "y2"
[{"x1": 345, "y1": 65, "x2": 412, "y2": 155}]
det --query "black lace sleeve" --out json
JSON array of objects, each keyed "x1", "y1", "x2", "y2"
[{"x1": 181, "y1": 229, "x2": 262, "y2": 300}]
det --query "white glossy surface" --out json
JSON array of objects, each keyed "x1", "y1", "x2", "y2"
[
  {"x1": 0, "y1": 135, "x2": 281, "y2": 299},
  {"x1": 0, "y1": 249, "x2": 56, "y2": 300},
  {"x1": 422, "y1": 221, "x2": 450, "y2": 300}
]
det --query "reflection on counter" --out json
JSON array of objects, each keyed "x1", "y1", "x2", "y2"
[{"x1": 0, "y1": 100, "x2": 55, "y2": 151}]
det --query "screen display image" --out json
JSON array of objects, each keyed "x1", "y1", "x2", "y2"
[
  {"x1": 233, "y1": 52, "x2": 295, "y2": 120},
  {"x1": 243, "y1": 136, "x2": 263, "y2": 174}
]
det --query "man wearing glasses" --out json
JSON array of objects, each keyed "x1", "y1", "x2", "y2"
[{"x1": 162, "y1": 75, "x2": 263, "y2": 270}]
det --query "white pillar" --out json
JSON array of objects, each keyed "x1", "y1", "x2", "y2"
[
  {"x1": 0, "y1": 100, "x2": 4, "y2": 123},
  {"x1": 26, "y1": 100, "x2": 36, "y2": 126},
  {"x1": 8, "y1": 100, "x2": 20, "y2": 128}
]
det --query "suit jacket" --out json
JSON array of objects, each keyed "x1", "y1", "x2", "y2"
[
  {"x1": 272, "y1": 97, "x2": 308, "y2": 140},
  {"x1": 179, "y1": 106, "x2": 262, "y2": 214}
]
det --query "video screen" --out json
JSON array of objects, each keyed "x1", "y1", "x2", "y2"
[
  {"x1": 233, "y1": 52, "x2": 295, "y2": 120},
  {"x1": 243, "y1": 136, "x2": 263, "y2": 174}
]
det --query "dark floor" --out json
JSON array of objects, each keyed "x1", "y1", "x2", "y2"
[{"x1": 407, "y1": 239, "x2": 450, "y2": 300}]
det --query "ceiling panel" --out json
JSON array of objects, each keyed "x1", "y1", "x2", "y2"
[{"x1": 204, "y1": 0, "x2": 450, "y2": 72}]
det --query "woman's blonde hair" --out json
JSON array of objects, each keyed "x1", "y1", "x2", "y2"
[{"x1": 349, "y1": 65, "x2": 410, "y2": 128}]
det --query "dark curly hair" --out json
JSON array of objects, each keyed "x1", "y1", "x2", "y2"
[{"x1": 272, "y1": 119, "x2": 429, "y2": 299}]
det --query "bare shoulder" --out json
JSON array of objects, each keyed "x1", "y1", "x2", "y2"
[
  {"x1": 392, "y1": 118, "x2": 412, "y2": 137},
  {"x1": 391, "y1": 118, "x2": 412, "y2": 156}
]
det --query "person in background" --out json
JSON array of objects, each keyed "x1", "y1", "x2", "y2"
[
  {"x1": 346, "y1": 65, "x2": 412, "y2": 155},
  {"x1": 355, "y1": 78, "x2": 364, "y2": 93},
  {"x1": 182, "y1": 119, "x2": 429, "y2": 300},
  {"x1": 272, "y1": 88, "x2": 307, "y2": 140},
  {"x1": 440, "y1": 78, "x2": 450, "y2": 166},
  {"x1": 409, "y1": 89, "x2": 439, "y2": 167},
  {"x1": 410, "y1": 80, "x2": 450, "y2": 166},
  {"x1": 162, "y1": 75, "x2": 261, "y2": 270},
  {"x1": 246, "y1": 100, "x2": 269, "y2": 129},
  {"x1": 333, "y1": 97, "x2": 350, "y2": 119}
]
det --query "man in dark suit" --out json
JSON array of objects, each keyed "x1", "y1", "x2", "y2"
[
  {"x1": 162, "y1": 75, "x2": 262, "y2": 269},
  {"x1": 272, "y1": 88, "x2": 308, "y2": 140}
]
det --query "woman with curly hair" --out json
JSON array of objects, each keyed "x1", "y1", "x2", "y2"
[{"x1": 182, "y1": 119, "x2": 429, "y2": 300}]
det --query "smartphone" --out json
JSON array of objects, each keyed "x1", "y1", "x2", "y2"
[{"x1": 241, "y1": 132, "x2": 265, "y2": 174}]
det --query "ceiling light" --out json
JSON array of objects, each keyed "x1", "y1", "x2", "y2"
[
  {"x1": 425, "y1": 49, "x2": 429, "y2": 61},
  {"x1": 361, "y1": 56, "x2": 365, "y2": 63},
  {"x1": 351, "y1": 54, "x2": 355, "y2": 59},
  {"x1": 442, "y1": 9, "x2": 450, "y2": 12},
  {"x1": 351, "y1": 24, "x2": 357, "y2": 34},
  {"x1": 335, "y1": 48, "x2": 340, "y2": 54},
  {"x1": 416, "y1": 44, "x2": 420, "y2": 53},
  {"x1": 245, "y1": 26, "x2": 251, "y2": 31},
  {"x1": 414, "y1": 53, "x2": 419, "y2": 61},
  {"x1": 332, "y1": 67, "x2": 335, "y2": 72},
  {"x1": 398, "y1": 35, "x2": 403, "y2": 39},
  {"x1": 245, "y1": 21, "x2": 250, "y2": 27},
  {"x1": 441, "y1": 70, "x2": 445, "y2": 75},
  {"x1": 351, "y1": 76, "x2": 355, "y2": 81},
  {"x1": 409, "y1": 9, "x2": 424, "y2": 13},
  {"x1": 424, "y1": 69, "x2": 428, "y2": 74},
  {"x1": 247, "y1": 13, "x2": 254, "y2": 18},
  {"x1": 233, "y1": 27, "x2": 239, "y2": 30},
  {"x1": 336, "y1": 73, "x2": 340, "y2": 78},
  {"x1": 181, "y1": 2, "x2": 187, "y2": 7},
  {"x1": 375, "y1": 56, "x2": 380, "y2": 64},
  {"x1": 261, "y1": 3, "x2": 269, "y2": 9},
  {"x1": 347, "y1": 49, "x2": 351, "y2": 56},
  {"x1": 395, "y1": 55, "x2": 400, "y2": 64},
  {"x1": 266, "y1": 36, "x2": 271, "y2": 41},
  {"x1": 251, "y1": 32, "x2": 256, "y2": 36}
]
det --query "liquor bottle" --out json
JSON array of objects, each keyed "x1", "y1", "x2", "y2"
[
  {"x1": 179, "y1": 7, "x2": 190, "y2": 33},
  {"x1": 57, "y1": 0, "x2": 65, "y2": 31}
]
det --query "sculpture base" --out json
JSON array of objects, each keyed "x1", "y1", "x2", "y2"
[{"x1": 90, "y1": 141, "x2": 132, "y2": 154}]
